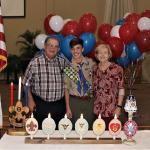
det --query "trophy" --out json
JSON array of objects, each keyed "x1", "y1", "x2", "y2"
[{"x1": 123, "y1": 95, "x2": 138, "y2": 145}]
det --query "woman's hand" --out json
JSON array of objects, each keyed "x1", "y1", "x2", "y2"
[{"x1": 114, "y1": 107, "x2": 121, "y2": 117}]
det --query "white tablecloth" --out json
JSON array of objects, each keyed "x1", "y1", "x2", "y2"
[{"x1": 0, "y1": 130, "x2": 150, "y2": 150}]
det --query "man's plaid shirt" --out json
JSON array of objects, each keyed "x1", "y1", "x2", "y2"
[{"x1": 22, "y1": 54, "x2": 67, "y2": 102}]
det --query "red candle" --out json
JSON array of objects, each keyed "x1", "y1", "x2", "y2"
[{"x1": 10, "y1": 82, "x2": 14, "y2": 106}]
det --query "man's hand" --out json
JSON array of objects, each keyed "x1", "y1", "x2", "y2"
[
  {"x1": 66, "y1": 107, "x2": 72, "y2": 119},
  {"x1": 28, "y1": 97, "x2": 36, "y2": 112},
  {"x1": 28, "y1": 88, "x2": 36, "y2": 112}
]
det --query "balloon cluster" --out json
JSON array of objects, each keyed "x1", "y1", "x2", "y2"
[
  {"x1": 34, "y1": 10, "x2": 150, "y2": 65},
  {"x1": 98, "y1": 10, "x2": 150, "y2": 67},
  {"x1": 35, "y1": 13, "x2": 97, "y2": 60}
]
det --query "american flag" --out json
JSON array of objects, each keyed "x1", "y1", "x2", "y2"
[{"x1": 0, "y1": 5, "x2": 7, "y2": 72}]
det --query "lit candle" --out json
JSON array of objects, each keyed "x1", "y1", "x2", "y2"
[
  {"x1": 10, "y1": 82, "x2": 14, "y2": 106},
  {"x1": 18, "y1": 77, "x2": 21, "y2": 100},
  {"x1": 25, "y1": 82, "x2": 28, "y2": 106}
]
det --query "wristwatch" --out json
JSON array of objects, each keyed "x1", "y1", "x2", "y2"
[{"x1": 117, "y1": 104, "x2": 122, "y2": 109}]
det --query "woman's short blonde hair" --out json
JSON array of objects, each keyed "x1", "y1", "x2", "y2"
[{"x1": 95, "y1": 44, "x2": 112, "y2": 58}]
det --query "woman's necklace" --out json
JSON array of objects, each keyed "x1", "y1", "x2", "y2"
[{"x1": 98, "y1": 62, "x2": 111, "y2": 72}]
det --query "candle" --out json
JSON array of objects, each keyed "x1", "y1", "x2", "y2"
[
  {"x1": 18, "y1": 77, "x2": 22, "y2": 100},
  {"x1": 0, "y1": 94, "x2": 3, "y2": 127},
  {"x1": 10, "y1": 82, "x2": 14, "y2": 106},
  {"x1": 25, "y1": 82, "x2": 28, "y2": 106}
]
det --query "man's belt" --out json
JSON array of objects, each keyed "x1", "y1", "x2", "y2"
[{"x1": 70, "y1": 95, "x2": 89, "y2": 100}]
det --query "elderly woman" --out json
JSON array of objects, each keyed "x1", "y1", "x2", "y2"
[
  {"x1": 65, "y1": 37, "x2": 95, "y2": 129},
  {"x1": 92, "y1": 44, "x2": 125, "y2": 129}
]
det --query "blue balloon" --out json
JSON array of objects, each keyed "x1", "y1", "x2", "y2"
[
  {"x1": 80, "y1": 32, "x2": 96, "y2": 55},
  {"x1": 126, "y1": 42, "x2": 142, "y2": 62},
  {"x1": 116, "y1": 18, "x2": 125, "y2": 25},
  {"x1": 117, "y1": 56, "x2": 130, "y2": 67},
  {"x1": 40, "y1": 48, "x2": 44, "y2": 55},
  {"x1": 58, "y1": 51, "x2": 71, "y2": 65},
  {"x1": 60, "y1": 35, "x2": 76, "y2": 61},
  {"x1": 50, "y1": 33, "x2": 64, "y2": 43}
]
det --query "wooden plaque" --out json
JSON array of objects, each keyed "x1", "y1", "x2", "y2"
[
  {"x1": 25, "y1": 137, "x2": 122, "y2": 144},
  {"x1": 7, "y1": 128, "x2": 28, "y2": 136}
]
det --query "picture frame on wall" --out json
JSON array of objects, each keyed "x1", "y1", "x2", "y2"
[{"x1": 1, "y1": 0, "x2": 25, "y2": 18}]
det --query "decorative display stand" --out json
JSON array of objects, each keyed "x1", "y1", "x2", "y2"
[
  {"x1": 25, "y1": 113, "x2": 122, "y2": 144},
  {"x1": 7, "y1": 77, "x2": 30, "y2": 136}
]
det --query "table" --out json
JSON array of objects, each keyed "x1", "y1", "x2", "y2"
[{"x1": 0, "y1": 130, "x2": 150, "y2": 150}]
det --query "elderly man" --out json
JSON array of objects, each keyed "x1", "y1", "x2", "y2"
[{"x1": 23, "y1": 37, "x2": 70, "y2": 129}]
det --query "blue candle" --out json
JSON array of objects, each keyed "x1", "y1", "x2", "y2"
[{"x1": 25, "y1": 83, "x2": 28, "y2": 106}]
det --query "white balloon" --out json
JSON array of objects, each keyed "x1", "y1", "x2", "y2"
[
  {"x1": 120, "y1": 45, "x2": 126, "y2": 58},
  {"x1": 35, "y1": 34, "x2": 48, "y2": 49},
  {"x1": 110, "y1": 25, "x2": 121, "y2": 38},
  {"x1": 49, "y1": 15, "x2": 64, "y2": 32},
  {"x1": 124, "y1": 12, "x2": 131, "y2": 18},
  {"x1": 64, "y1": 18, "x2": 72, "y2": 25},
  {"x1": 137, "y1": 17, "x2": 150, "y2": 31}
]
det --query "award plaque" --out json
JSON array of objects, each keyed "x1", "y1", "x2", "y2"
[
  {"x1": 75, "y1": 114, "x2": 89, "y2": 140},
  {"x1": 25, "y1": 113, "x2": 38, "y2": 139},
  {"x1": 109, "y1": 115, "x2": 122, "y2": 140},
  {"x1": 58, "y1": 114, "x2": 72, "y2": 139},
  {"x1": 93, "y1": 114, "x2": 106, "y2": 140},
  {"x1": 42, "y1": 113, "x2": 56, "y2": 139}
]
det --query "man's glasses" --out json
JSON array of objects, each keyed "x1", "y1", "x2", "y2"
[{"x1": 46, "y1": 43, "x2": 59, "y2": 49}]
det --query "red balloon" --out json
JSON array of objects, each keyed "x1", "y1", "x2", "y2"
[
  {"x1": 95, "y1": 40, "x2": 106, "y2": 47},
  {"x1": 107, "y1": 37, "x2": 124, "y2": 58},
  {"x1": 87, "y1": 49, "x2": 95, "y2": 59},
  {"x1": 44, "y1": 14, "x2": 55, "y2": 35},
  {"x1": 135, "y1": 30, "x2": 150, "y2": 53},
  {"x1": 119, "y1": 23, "x2": 138, "y2": 44},
  {"x1": 79, "y1": 13, "x2": 97, "y2": 33},
  {"x1": 98, "y1": 24, "x2": 113, "y2": 42},
  {"x1": 125, "y1": 13, "x2": 141, "y2": 25},
  {"x1": 87, "y1": 40, "x2": 105, "y2": 59},
  {"x1": 141, "y1": 10, "x2": 150, "y2": 18},
  {"x1": 61, "y1": 21, "x2": 81, "y2": 36}
]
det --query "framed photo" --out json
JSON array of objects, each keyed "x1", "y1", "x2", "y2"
[{"x1": 1, "y1": 0, "x2": 25, "y2": 17}]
